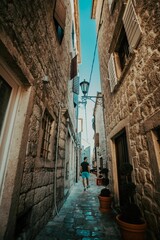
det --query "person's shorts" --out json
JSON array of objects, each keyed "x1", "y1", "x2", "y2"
[{"x1": 82, "y1": 172, "x2": 90, "y2": 179}]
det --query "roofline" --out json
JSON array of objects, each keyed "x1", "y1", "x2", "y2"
[
  {"x1": 91, "y1": 0, "x2": 98, "y2": 19},
  {"x1": 74, "y1": 0, "x2": 81, "y2": 64}
]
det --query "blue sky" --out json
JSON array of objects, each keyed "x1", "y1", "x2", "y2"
[
  {"x1": 78, "y1": 0, "x2": 101, "y2": 153},
  {"x1": 79, "y1": 0, "x2": 101, "y2": 95}
]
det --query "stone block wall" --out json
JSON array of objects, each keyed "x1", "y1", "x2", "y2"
[
  {"x1": 94, "y1": 0, "x2": 160, "y2": 238},
  {"x1": 0, "y1": 0, "x2": 77, "y2": 239}
]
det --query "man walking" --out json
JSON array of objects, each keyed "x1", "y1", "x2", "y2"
[{"x1": 80, "y1": 157, "x2": 90, "y2": 191}]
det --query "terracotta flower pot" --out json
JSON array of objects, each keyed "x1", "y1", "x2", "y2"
[
  {"x1": 116, "y1": 214, "x2": 147, "y2": 240},
  {"x1": 96, "y1": 178, "x2": 104, "y2": 186},
  {"x1": 98, "y1": 195, "x2": 112, "y2": 213}
]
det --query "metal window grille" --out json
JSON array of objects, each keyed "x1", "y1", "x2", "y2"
[
  {"x1": 122, "y1": 0, "x2": 142, "y2": 51},
  {"x1": 41, "y1": 110, "x2": 53, "y2": 160},
  {"x1": 108, "y1": 53, "x2": 118, "y2": 92}
]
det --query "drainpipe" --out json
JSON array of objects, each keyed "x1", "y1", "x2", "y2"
[{"x1": 54, "y1": 102, "x2": 62, "y2": 216}]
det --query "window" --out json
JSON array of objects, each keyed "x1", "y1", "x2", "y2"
[
  {"x1": 40, "y1": 110, "x2": 54, "y2": 161},
  {"x1": 100, "y1": 157, "x2": 103, "y2": 170},
  {"x1": 115, "y1": 26, "x2": 130, "y2": 72},
  {"x1": 108, "y1": 0, "x2": 116, "y2": 14},
  {"x1": 108, "y1": 0, "x2": 142, "y2": 92},
  {"x1": 71, "y1": 22, "x2": 75, "y2": 50},
  {"x1": 95, "y1": 133, "x2": 99, "y2": 147},
  {"x1": 0, "y1": 63, "x2": 20, "y2": 199},
  {"x1": 53, "y1": 0, "x2": 66, "y2": 44},
  {"x1": 0, "y1": 76, "x2": 12, "y2": 135},
  {"x1": 152, "y1": 126, "x2": 160, "y2": 171},
  {"x1": 108, "y1": 53, "x2": 118, "y2": 92},
  {"x1": 70, "y1": 55, "x2": 77, "y2": 80},
  {"x1": 143, "y1": 112, "x2": 160, "y2": 190}
]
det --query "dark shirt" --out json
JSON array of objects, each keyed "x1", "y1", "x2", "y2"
[{"x1": 81, "y1": 161, "x2": 89, "y2": 172}]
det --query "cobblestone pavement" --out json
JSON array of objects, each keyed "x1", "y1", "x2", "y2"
[{"x1": 35, "y1": 174, "x2": 122, "y2": 240}]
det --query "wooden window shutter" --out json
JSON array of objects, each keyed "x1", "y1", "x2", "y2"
[
  {"x1": 54, "y1": 0, "x2": 66, "y2": 29},
  {"x1": 122, "y1": 0, "x2": 142, "y2": 50},
  {"x1": 108, "y1": 53, "x2": 117, "y2": 92},
  {"x1": 72, "y1": 76, "x2": 79, "y2": 94},
  {"x1": 73, "y1": 93, "x2": 78, "y2": 107},
  {"x1": 70, "y1": 55, "x2": 77, "y2": 80},
  {"x1": 95, "y1": 133, "x2": 99, "y2": 147}
]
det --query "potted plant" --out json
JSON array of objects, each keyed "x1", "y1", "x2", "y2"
[
  {"x1": 98, "y1": 168, "x2": 112, "y2": 212},
  {"x1": 96, "y1": 175, "x2": 104, "y2": 186},
  {"x1": 96, "y1": 169, "x2": 104, "y2": 186},
  {"x1": 116, "y1": 162, "x2": 147, "y2": 240}
]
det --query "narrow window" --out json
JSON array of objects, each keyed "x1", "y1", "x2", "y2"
[
  {"x1": 41, "y1": 110, "x2": 53, "y2": 161},
  {"x1": 0, "y1": 64, "x2": 20, "y2": 199},
  {"x1": 70, "y1": 55, "x2": 77, "y2": 80},
  {"x1": 108, "y1": 53, "x2": 118, "y2": 92},
  {"x1": 95, "y1": 133, "x2": 99, "y2": 147},
  {"x1": 53, "y1": 0, "x2": 66, "y2": 44},
  {"x1": 108, "y1": 0, "x2": 116, "y2": 14},
  {"x1": 108, "y1": 26, "x2": 130, "y2": 92},
  {"x1": 115, "y1": 26, "x2": 130, "y2": 73},
  {"x1": 71, "y1": 22, "x2": 75, "y2": 50},
  {"x1": 152, "y1": 126, "x2": 160, "y2": 171},
  {"x1": 100, "y1": 157, "x2": 103, "y2": 170},
  {"x1": 0, "y1": 76, "x2": 12, "y2": 135}
]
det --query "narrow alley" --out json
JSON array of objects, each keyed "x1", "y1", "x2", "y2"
[
  {"x1": 35, "y1": 174, "x2": 121, "y2": 240},
  {"x1": 0, "y1": 0, "x2": 160, "y2": 239}
]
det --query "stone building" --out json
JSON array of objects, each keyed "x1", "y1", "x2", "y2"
[
  {"x1": 91, "y1": 0, "x2": 160, "y2": 239},
  {"x1": 93, "y1": 92, "x2": 107, "y2": 174},
  {"x1": 0, "y1": 0, "x2": 80, "y2": 239}
]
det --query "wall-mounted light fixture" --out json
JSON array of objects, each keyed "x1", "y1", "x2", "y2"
[
  {"x1": 80, "y1": 79, "x2": 103, "y2": 105},
  {"x1": 42, "y1": 75, "x2": 49, "y2": 84}
]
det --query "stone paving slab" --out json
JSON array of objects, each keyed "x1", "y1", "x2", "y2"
[{"x1": 35, "y1": 174, "x2": 122, "y2": 240}]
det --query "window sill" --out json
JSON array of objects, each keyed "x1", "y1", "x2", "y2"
[{"x1": 35, "y1": 157, "x2": 54, "y2": 169}]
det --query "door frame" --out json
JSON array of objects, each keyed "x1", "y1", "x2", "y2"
[{"x1": 109, "y1": 117, "x2": 131, "y2": 206}]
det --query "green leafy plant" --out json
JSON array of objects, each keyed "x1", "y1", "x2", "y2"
[{"x1": 99, "y1": 168, "x2": 111, "y2": 197}]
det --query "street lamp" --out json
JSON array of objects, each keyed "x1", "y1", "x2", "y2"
[
  {"x1": 80, "y1": 79, "x2": 90, "y2": 96},
  {"x1": 80, "y1": 79, "x2": 103, "y2": 105}
]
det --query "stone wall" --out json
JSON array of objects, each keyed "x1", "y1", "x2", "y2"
[
  {"x1": 0, "y1": 0, "x2": 77, "y2": 239},
  {"x1": 93, "y1": 0, "x2": 160, "y2": 239}
]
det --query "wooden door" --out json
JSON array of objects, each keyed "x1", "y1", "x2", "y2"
[{"x1": 115, "y1": 129, "x2": 129, "y2": 206}]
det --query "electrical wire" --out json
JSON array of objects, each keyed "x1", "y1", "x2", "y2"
[
  {"x1": 84, "y1": 103, "x2": 88, "y2": 142},
  {"x1": 80, "y1": 1, "x2": 105, "y2": 147},
  {"x1": 54, "y1": 102, "x2": 61, "y2": 216},
  {"x1": 87, "y1": 0, "x2": 105, "y2": 93},
  {"x1": 83, "y1": 1, "x2": 105, "y2": 144}
]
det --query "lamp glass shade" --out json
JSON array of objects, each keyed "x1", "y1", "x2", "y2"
[{"x1": 80, "y1": 79, "x2": 89, "y2": 95}]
